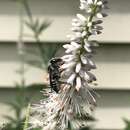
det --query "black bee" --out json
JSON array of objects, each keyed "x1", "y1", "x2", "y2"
[{"x1": 48, "y1": 57, "x2": 64, "y2": 93}]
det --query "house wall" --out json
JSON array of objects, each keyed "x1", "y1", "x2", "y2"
[
  {"x1": 0, "y1": 0, "x2": 130, "y2": 130},
  {"x1": 0, "y1": 0, "x2": 130, "y2": 42}
]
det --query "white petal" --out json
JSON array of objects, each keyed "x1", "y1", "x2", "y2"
[
  {"x1": 63, "y1": 57, "x2": 73, "y2": 62},
  {"x1": 75, "y1": 32, "x2": 82, "y2": 38},
  {"x1": 71, "y1": 42, "x2": 81, "y2": 48},
  {"x1": 61, "y1": 62, "x2": 75, "y2": 69},
  {"x1": 72, "y1": 22, "x2": 81, "y2": 27},
  {"x1": 43, "y1": 124, "x2": 51, "y2": 130},
  {"x1": 50, "y1": 122, "x2": 57, "y2": 130},
  {"x1": 62, "y1": 54, "x2": 75, "y2": 62},
  {"x1": 87, "y1": 8, "x2": 92, "y2": 13},
  {"x1": 97, "y1": 1, "x2": 102, "y2": 5},
  {"x1": 71, "y1": 26, "x2": 82, "y2": 32},
  {"x1": 75, "y1": 63, "x2": 81, "y2": 73},
  {"x1": 87, "y1": 22, "x2": 92, "y2": 27},
  {"x1": 80, "y1": 2, "x2": 88, "y2": 10},
  {"x1": 63, "y1": 43, "x2": 78, "y2": 53},
  {"x1": 65, "y1": 46, "x2": 79, "y2": 53},
  {"x1": 87, "y1": 0, "x2": 93, "y2": 4},
  {"x1": 65, "y1": 48, "x2": 73, "y2": 53},
  {"x1": 94, "y1": 0, "x2": 98, "y2": 4},
  {"x1": 62, "y1": 54, "x2": 74, "y2": 59},
  {"x1": 79, "y1": 70, "x2": 84, "y2": 78},
  {"x1": 82, "y1": 31, "x2": 87, "y2": 37},
  {"x1": 72, "y1": 18, "x2": 78, "y2": 23},
  {"x1": 67, "y1": 34, "x2": 80, "y2": 41},
  {"x1": 87, "y1": 72, "x2": 97, "y2": 81},
  {"x1": 84, "y1": 39, "x2": 91, "y2": 47},
  {"x1": 63, "y1": 44, "x2": 71, "y2": 49},
  {"x1": 67, "y1": 73, "x2": 76, "y2": 84},
  {"x1": 80, "y1": 5, "x2": 86, "y2": 10},
  {"x1": 76, "y1": 77, "x2": 81, "y2": 91},
  {"x1": 80, "y1": 55, "x2": 88, "y2": 64},
  {"x1": 77, "y1": 14, "x2": 87, "y2": 22},
  {"x1": 66, "y1": 34, "x2": 72, "y2": 38},
  {"x1": 89, "y1": 59, "x2": 96, "y2": 67},
  {"x1": 96, "y1": 13, "x2": 103, "y2": 18},
  {"x1": 84, "y1": 44, "x2": 92, "y2": 52},
  {"x1": 84, "y1": 72, "x2": 90, "y2": 81},
  {"x1": 80, "y1": 0, "x2": 86, "y2": 2}
]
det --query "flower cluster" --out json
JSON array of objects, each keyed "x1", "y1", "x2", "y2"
[{"x1": 30, "y1": 0, "x2": 108, "y2": 130}]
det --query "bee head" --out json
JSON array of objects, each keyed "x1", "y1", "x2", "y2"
[{"x1": 50, "y1": 58, "x2": 64, "y2": 66}]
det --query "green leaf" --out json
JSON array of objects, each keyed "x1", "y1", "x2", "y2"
[
  {"x1": 123, "y1": 118, "x2": 130, "y2": 130},
  {"x1": 25, "y1": 20, "x2": 35, "y2": 32},
  {"x1": 3, "y1": 115, "x2": 17, "y2": 124},
  {"x1": 34, "y1": 19, "x2": 40, "y2": 31},
  {"x1": 37, "y1": 20, "x2": 51, "y2": 35}
]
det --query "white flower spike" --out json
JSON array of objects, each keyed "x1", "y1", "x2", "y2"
[{"x1": 30, "y1": 0, "x2": 108, "y2": 130}]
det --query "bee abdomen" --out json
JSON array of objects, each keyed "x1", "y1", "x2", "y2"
[
  {"x1": 50, "y1": 80, "x2": 60, "y2": 93},
  {"x1": 48, "y1": 57, "x2": 63, "y2": 93}
]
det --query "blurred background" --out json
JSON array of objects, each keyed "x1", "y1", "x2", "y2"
[{"x1": 0, "y1": 0, "x2": 130, "y2": 130}]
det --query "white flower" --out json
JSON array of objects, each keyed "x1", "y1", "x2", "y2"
[
  {"x1": 96, "y1": 13, "x2": 103, "y2": 18},
  {"x1": 75, "y1": 32, "x2": 82, "y2": 38},
  {"x1": 43, "y1": 124, "x2": 51, "y2": 130},
  {"x1": 31, "y1": 118, "x2": 43, "y2": 128},
  {"x1": 84, "y1": 44, "x2": 92, "y2": 53},
  {"x1": 71, "y1": 42, "x2": 81, "y2": 49},
  {"x1": 84, "y1": 39, "x2": 91, "y2": 47},
  {"x1": 76, "y1": 76, "x2": 82, "y2": 91},
  {"x1": 82, "y1": 31, "x2": 87, "y2": 37},
  {"x1": 72, "y1": 18, "x2": 79, "y2": 23},
  {"x1": 85, "y1": 72, "x2": 96, "y2": 82},
  {"x1": 77, "y1": 14, "x2": 87, "y2": 23},
  {"x1": 63, "y1": 44, "x2": 72, "y2": 49},
  {"x1": 67, "y1": 73, "x2": 76, "y2": 84},
  {"x1": 30, "y1": 0, "x2": 108, "y2": 129},
  {"x1": 88, "y1": 59, "x2": 96, "y2": 68},
  {"x1": 97, "y1": 1, "x2": 103, "y2": 6},
  {"x1": 87, "y1": 22, "x2": 92, "y2": 27},
  {"x1": 62, "y1": 54, "x2": 75, "y2": 62},
  {"x1": 67, "y1": 34, "x2": 81, "y2": 42},
  {"x1": 75, "y1": 63, "x2": 81, "y2": 73},
  {"x1": 63, "y1": 42, "x2": 81, "y2": 53},
  {"x1": 71, "y1": 26, "x2": 83, "y2": 32},
  {"x1": 62, "y1": 54, "x2": 74, "y2": 60},
  {"x1": 49, "y1": 122, "x2": 57, "y2": 130},
  {"x1": 84, "y1": 72, "x2": 90, "y2": 82},
  {"x1": 72, "y1": 21, "x2": 82, "y2": 27},
  {"x1": 87, "y1": 8, "x2": 92, "y2": 13},
  {"x1": 87, "y1": 0, "x2": 93, "y2": 4},
  {"x1": 80, "y1": 54, "x2": 88, "y2": 64},
  {"x1": 80, "y1": 0, "x2": 88, "y2": 10},
  {"x1": 80, "y1": 0, "x2": 93, "y2": 11},
  {"x1": 61, "y1": 61, "x2": 75, "y2": 69}
]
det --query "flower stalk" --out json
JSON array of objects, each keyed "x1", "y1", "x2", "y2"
[{"x1": 30, "y1": 0, "x2": 108, "y2": 130}]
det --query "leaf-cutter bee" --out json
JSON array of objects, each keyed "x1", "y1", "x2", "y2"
[{"x1": 48, "y1": 57, "x2": 64, "y2": 93}]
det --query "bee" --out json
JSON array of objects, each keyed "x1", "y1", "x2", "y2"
[{"x1": 48, "y1": 57, "x2": 64, "y2": 93}]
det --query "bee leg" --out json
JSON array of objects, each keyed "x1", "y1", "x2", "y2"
[
  {"x1": 59, "y1": 80, "x2": 71, "y2": 86},
  {"x1": 59, "y1": 68, "x2": 65, "y2": 73},
  {"x1": 59, "y1": 80, "x2": 66, "y2": 85}
]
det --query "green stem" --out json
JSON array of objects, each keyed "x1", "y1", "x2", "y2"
[
  {"x1": 22, "y1": 0, "x2": 45, "y2": 61},
  {"x1": 23, "y1": 103, "x2": 31, "y2": 130},
  {"x1": 18, "y1": 0, "x2": 26, "y2": 87}
]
